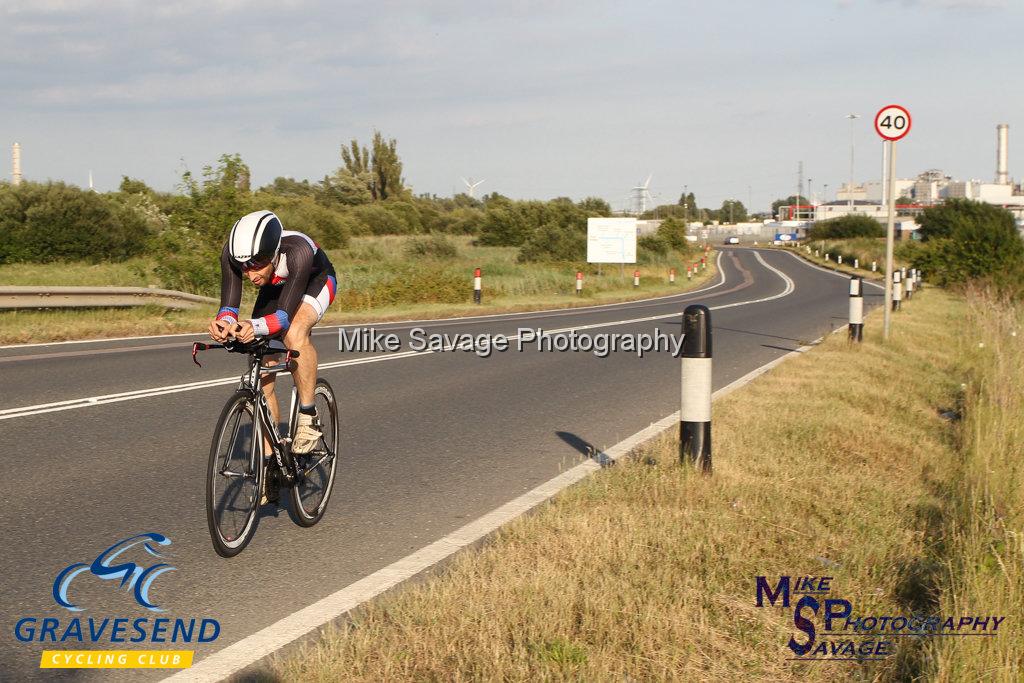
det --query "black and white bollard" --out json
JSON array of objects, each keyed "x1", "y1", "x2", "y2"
[
  {"x1": 680, "y1": 304, "x2": 712, "y2": 473},
  {"x1": 849, "y1": 276, "x2": 864, "y2": 343},
  {"x1": 854, "y1": 258, "x2": 859, "y2": 269},
  {"x1": 872, "y1": 261, "x2": 877, "y2": 272},
  {"x1": 669, "y1": 268, "x2": 676, "y2": 285},
  {"x1": 473, "y1": 267, "x2": 482, "y2": 304},
  {"x1": 892, "y1": 271, "x2": 903, "y2": 311},
  {"x1": 825, "y1": 253, "x2": 830, "y2": 262},
  {"x1": 838, "y1": 255, "x2": 843, "y2": 265},
  {"x1": 576, "y1": 270, "x2": 583, "y2": 296},
  {"x1": 905, "y1": 270, "x2": 915, "y2": 299},
  {"x1": 633, "y1": 270, "x2": 640, "y2": 288}
]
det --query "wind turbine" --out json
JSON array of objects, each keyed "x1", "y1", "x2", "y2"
[
  {"x1": 631, "y1": 174, "x2": 653, "y2": 215},
  {"x1": 460, "y1": 177, "x2": 485, "y2": 198}
]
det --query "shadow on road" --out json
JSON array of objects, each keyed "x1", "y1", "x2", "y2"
[{"x1": 555, "y1": 431, "x2": 614, "y2": 467}]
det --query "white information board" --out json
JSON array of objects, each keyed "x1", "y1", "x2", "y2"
[{"x1": 587, "y1": 217, "x2": 637, "y2": 264}]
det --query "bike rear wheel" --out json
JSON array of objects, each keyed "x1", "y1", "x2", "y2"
[
  {"x1": 288, "y1": 378, "x2": 339, "y2": 527},
  {"x1": 207, "y1": 391, "x2": 263, "y2": 557}
]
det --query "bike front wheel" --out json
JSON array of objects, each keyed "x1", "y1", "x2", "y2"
[
  {"x1": 288, "y1": 378, "x2": 339, "y2": 527},
  {"x1": 207, "y1": 390, "x2": 264, "y2": 557}
]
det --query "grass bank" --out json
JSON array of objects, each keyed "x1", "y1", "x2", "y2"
[
  {"x1": 261, "y1": 286, "x2": 1020, "y2": 681},
  {"x1": 0, "y1": 236, "x2": 715, "y2": 344},
  {"x1": 790, "y1": 237, "x2": 921, "y2": 279}
]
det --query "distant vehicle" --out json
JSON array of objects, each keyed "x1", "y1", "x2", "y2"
[{"x1": 724, "y1": 236, "x2": 739, "y2": 245}]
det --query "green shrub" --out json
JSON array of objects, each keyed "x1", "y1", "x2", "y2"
[
  {"x1": 259, "y1": 195, "x2": 351, "y2": 249},
  {"x1": 0, "y1": 182, "x2": 150, "y2": 264},
  {"x1": 150, "y1": 226, "x2": 221, "y2": 295},
  {"x1": 353, "y1": 203, "x2": 409, "y2": 235},
  {"x1": 518, "y1": 222, "x2": 586, "y2": 262},
  {"x1": 404, "y1": 234, "x2": 458, "y2": 259},
  {"x1": 638, "y1": 234, "x2": 668, "y2": 256},
  {"x1": 913, "y1": 199, "x2": 1024, "y2": 290},
  {"x1": 335, "y1": 263, "x2": 466, "y2": 308},
  {"x1": 806, "y1": 215, "x2": 884, "y2": 240}
]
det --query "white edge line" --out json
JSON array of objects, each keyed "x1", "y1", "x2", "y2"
[
  {"x1": 0, "y1": 254, "x2": 727, "y2": 351},
  {"x1": 769, "y1": 248, "x2": 886, "y2": 290},
  {"x1": 161, "y1": 299, "x2": 822, "y2": 683}
]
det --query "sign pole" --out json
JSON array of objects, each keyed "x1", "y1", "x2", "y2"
[
  {"x1": 883, "y1": 139, "x2": 896, "y2": 340},
  {"x1": 873, "y1": 104, "x2": 911, "y2": 342}
]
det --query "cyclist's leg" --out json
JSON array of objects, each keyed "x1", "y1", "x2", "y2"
[
  {"x1": 283, "y1": 303, "x2": 319, "y2": 406},
  {"x1": 287, "y1": 275, "x2": 335, "y2": 453},
  {"x1": 286, "y1": 273, "x2": 335, "y2": 406}
]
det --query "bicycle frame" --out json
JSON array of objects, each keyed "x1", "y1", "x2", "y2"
[{"x1": 242, "y1": 352, "x2": 299, "y2": 487}]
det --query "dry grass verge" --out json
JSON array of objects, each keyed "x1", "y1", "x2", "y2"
[{"x1": 256, "y1": 283, "x2": 1023, "y2": 681}]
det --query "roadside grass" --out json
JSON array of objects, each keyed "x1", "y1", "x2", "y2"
[
  {"x1": 929, "y1": 287, "x2": 1023, "y2": 681},
  {"x1": 259, "y1": 284, "x2": 1019, "y2": 681},
  {"x1": 792, "y1": 237, "x2": 920, "y2": 280},
  {"x1": 0, "y1": 237, "x2": 716, "y2": 344}
]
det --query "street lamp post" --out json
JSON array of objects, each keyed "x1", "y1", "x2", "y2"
[{"x1": 846, "y1": 113, "x2": 860, "y2": 210}]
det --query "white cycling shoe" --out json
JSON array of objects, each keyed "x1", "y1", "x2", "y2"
[{"x1": 291, "y1": 413, "x2": 322, "y2": 454}]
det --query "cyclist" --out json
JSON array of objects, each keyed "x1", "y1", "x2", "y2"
[{"x1": 208, "y1": 210, "x2": 337, "y2": 456}]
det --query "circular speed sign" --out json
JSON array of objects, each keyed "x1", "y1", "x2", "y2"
[{"x1": 874, "y1": 105, "x2": 911, "y2": 141}]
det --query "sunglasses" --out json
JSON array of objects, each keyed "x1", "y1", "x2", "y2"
[{"x1": 242, "y1": 257, "x2": 272, "y2": 272}]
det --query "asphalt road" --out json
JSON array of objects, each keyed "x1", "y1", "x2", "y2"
[{"x1": 0, "y1": 248, "x2": 882, "y2": 680}]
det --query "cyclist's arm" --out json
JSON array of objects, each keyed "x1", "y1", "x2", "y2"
[
  {"x1": 248, "y1": 241, "x2": 314, "y2": 337},
  {"x1": 216, "y1": 243, "x2": 243, "y2": 326}
]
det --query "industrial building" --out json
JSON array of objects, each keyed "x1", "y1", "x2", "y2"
[{"x1": 797, "y1": 124, "x2": 1024, "y2": 221}]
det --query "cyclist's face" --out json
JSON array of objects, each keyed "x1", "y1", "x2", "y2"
[{"x1": 244, "y1": 260, "x2": 274, "y2": 285}]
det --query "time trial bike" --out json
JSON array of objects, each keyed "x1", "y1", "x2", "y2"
[{"x1": 192, "y1": 337, "x2": 338, "y2": 557}]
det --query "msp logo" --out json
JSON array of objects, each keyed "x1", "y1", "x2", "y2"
[
  {"x1": 53, "y1": 533, "x2": 175, "y2": 612},
  {"x1": 13, "y1": 531, "x2": 221, "y2": 670},
  {"x1": 755, "y1": 575, "x2": 1007, "y2": 662}
]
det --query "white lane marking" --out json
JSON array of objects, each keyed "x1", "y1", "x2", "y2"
[
  {"x1": 0, "y1": 351, "x2": 424, "y2": 421},
  {"x1": 770, "y1": 249, "x2": 885, "y2": 290},
  {"x1": 1, "y1": 252, "x2": 796, "y2": 422},
  {"x1": 0, "y1": 256, "x2": 727, "y2": 352},
  {"x1": 160, "y1": 325, "x2": 823, "y2": 683}
]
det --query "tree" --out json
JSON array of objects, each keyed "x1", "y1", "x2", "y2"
[
  {"x1": 119, "y1": 176, "x2": 152, "y2": 195},
  {"x1": 175, "y1": 153, "x2": 254, "y2": 245},
  {"x1": 370, "y1": 131, "x2": 405, "y2": 200},
  {"x1": 335, "y1": 132, "x2": 405, "y2": 202},
  {"x1": 577, "y1": 196, "x2": 611, "y2": 216},
  {"x1": 912, "y1": 199, "x2": 1024, "y2": 289},
  {"x1": 719, "y1": 199, "x2": 747, "y2": 224}
]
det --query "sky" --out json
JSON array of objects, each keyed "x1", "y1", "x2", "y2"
[{"x1": 1, "y1": 0, "x2": 1021, "y2": 212}]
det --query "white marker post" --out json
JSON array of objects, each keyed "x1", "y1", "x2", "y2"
[
  {"x1": 849, "y1": 276, "x2": 864, "y2": 343},
  {"x1": 473, "y1": 267, "x2": 482, "y2": 304},
  {"x1": 633, "y1": 270, "x2": 640, "y2": 288},
  {"x1": 669, "y1": 268, "x2": 676, "y2": 285},
  {"x1": 576, "y1": 270, "x2": 583, "y2": 296},
  {"x1": 680, "y1": 305, "x2": 712, "y2": 472},
  {"x1": 875, "y1": 104, "x2": 912, "y2": 339}
]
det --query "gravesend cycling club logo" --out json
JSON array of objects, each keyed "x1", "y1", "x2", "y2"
[
  {"x1": 53, "y1": 532, "x2": 175, "y2": 612},
  {"x1": 12, "y1": 532, "x2": 221, "y2": 670},
  {"x1": 755, "y1": 574, "x2": 1007, "y2": 661}
]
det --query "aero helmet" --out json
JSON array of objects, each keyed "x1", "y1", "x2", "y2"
[{"x1": 229, "y1": 210, "x2": 283, "y2": 268}]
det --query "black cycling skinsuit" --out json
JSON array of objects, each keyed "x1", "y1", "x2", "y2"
[{"x1": 216, "y1": 231, "x2": 337, "y2": 337}]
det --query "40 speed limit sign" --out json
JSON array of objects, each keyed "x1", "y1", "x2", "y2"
[{"x1": 874, "y1": 104, "x2": 911, "y2": 141}]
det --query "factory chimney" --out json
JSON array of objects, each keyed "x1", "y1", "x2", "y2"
[
  {"x1": 996, "y1": 124, "x2": 1009, "y2": 185},
  {"x1": 12, "y1": 142, "x2": 22, "y2": 186}
]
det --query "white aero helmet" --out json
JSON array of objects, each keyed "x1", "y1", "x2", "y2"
[{"x1": 229, "y1": 210, "x2": 283, "y2": 268}]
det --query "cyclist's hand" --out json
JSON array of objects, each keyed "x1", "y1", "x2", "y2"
[
  {"x1": 209, "y1": 319, "x2": 232, "y2": 342},
  {"x1": 233, "y1": 321, "x2": 256, "y2": 344}
]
